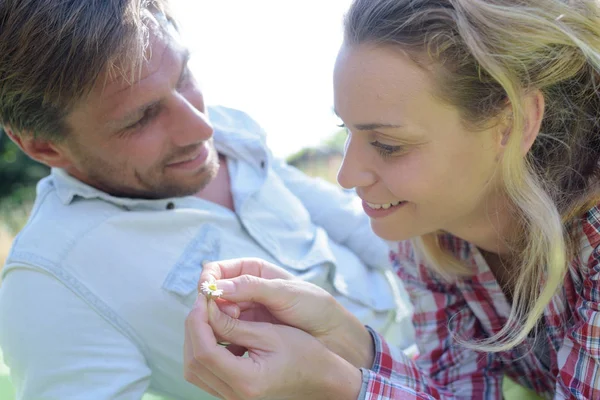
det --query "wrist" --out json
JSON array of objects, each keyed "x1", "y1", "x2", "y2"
[
  {"x1": 324, "y1": 310, "x2": 375, "y2": 369},
  {"x1": 317, "y1": 351, "x2": 363, "y2": 400}
]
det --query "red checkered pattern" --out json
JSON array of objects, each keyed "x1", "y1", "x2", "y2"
[{"x1": 361, "y1": 205, "x2": 600, "y2": 399}]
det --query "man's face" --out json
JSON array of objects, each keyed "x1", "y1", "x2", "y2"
[{"x1": 60, "y1": 21, "x2": 218, "y2": 199}]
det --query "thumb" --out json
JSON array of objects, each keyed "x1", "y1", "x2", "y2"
[
  {"x1": 207, "y1": 300, "x2": 273, "y2": 350},
  {"x1": 215, "y1": 276, "x2": 331, "y2": 328}
]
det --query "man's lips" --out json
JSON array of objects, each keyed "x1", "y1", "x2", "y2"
[{"x1": 166, "y1": 143, "x2": 209, "y2": 169}]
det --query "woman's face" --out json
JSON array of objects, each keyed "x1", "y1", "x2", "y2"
[{"x1": 334, "y1": 43, "x2": 506, "y2": 241}]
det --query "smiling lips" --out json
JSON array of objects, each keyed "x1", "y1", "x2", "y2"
[
  {"x1": 168, "y1": 147, "x2": 204, "y2": 165},
  {"x1": 166, "y1": 142, "x2": 209, "y2": 170},
  {"x1": 365, "y1": 200, "x2": 403, "y2": 210}
]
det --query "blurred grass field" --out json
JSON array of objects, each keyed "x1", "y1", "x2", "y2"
[{"x1": 1, "y1": 222, "x2": 17, "y2": 399}]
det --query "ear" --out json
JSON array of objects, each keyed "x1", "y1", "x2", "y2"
[
  {"x1": 4, "y1": 127, "x2": 73, "y2": 168},
  {"x1": 499, "y1": 90, "x2": 545, "y2": 156}
]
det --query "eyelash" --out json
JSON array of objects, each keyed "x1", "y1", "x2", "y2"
[
  {"x1": 337, "y1": 123, "x2": 403, "y2": 158},
  {"x1": 123, "y1": 66, "x2": 192, "y2": 133},
  {"x1": 371, "y1": 141, "x2": 403, "y2": 158},
  {"x1": 126, "y1": 105, "x2": 161, "y2": 131}
]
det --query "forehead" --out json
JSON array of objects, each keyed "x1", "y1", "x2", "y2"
[
  {"x1": 95, "y1": 19, "x2": 185, "y2": 102},
  {"x1": 66, "y1": 20, "x2": 186, "y2": 133},
  {"x1": 333, "y1": 43, "x2": 472, "y2": 139},
  {"x1": 334, "y1": 43, "x2": 432, "y2": 108}
]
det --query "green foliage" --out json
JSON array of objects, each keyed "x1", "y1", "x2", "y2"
[
  {"x1": 286, "y1": 129, "x2": 346, "y2": 165},
  {"x1": 286, "y1": 147, "x2": 312, "y2": 166},
  {"x1": 0, "y1": 131, "x2": 49, "y2": 200},
  {"x1": 323, "y1": 128, "x2": 347, "y2": 153}
]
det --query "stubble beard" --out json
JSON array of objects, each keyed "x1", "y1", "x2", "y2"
[{"x1": 72, "y1": 140, "x2": 220, "y2": 200}]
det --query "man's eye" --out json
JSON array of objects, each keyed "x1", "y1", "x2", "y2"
[
  {"x1": 125, "y1": 106, "x2": 161, "y2": 131},
  {"x1": 126, "y1": 114, "x2": 150, "y2": 131}
]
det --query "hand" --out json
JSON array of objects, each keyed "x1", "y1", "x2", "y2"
[
  {"x1": 184, "y1": 295, "x2": 362, "y2": 400},
  {"x1": 200, "y1": 257, "x2": 296, "y2": 327},
  {"x1": 200, "y1": 258, "x2": 375, "y2": 369}
]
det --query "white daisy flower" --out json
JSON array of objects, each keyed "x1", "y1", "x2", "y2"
[{"x1": 200, "y1": 279, "x2": 223, "y2": 298}]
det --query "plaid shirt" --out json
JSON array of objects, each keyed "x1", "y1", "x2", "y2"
[{"x1": 359, "y1": 205, "x2": 600, "y2": 399}]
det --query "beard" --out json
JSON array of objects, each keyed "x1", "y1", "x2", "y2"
[{"x1": 66, "y1": 139, "x2": 220, "y2": 199}]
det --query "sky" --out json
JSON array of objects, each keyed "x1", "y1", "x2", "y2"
[{"x1": 171, "y1": 0, "x2": 352, "y2": 158}]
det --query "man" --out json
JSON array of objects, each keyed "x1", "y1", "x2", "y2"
[{"x1": 0, "y1": 1, "x2": 414, "y2": 399}]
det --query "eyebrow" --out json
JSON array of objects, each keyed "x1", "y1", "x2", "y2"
[
  {"x1": 353, "y1": 123, "x2": 403, "y2": 131},
  {"x1": 112, "y1": 48, "x2": 191, "y2": 129},
  {"x1": 333, "y1": 109, "x2": 403, "y2": 131}
]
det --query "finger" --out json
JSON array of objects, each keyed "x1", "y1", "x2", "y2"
[
  {"x1": 185, "y1": 300, "x2": 246, "y2": 400},
  {"x1": 183, "y1": 314, "x2": 226, "y2": 398},
  {"x1": 207, "y1": 300, "x2": 274, "y2": 350},
  {"x1": 214, "y1": 298, "x2": 240, "y2": 319},
  {"x1": 199, "y1": 258, "x2": 294, "y2": 288},
  {"x1": 214, "y1": 276, "x2": 330, "y2": 319},
  {"x1": 186, "y1": 297, "x2": 261, "y2": 389},
  {"x1": 239, "y1": 304, "x2": 280, "y2": 324}
]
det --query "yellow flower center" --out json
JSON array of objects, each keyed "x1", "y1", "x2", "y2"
[{"x1": 208, "y1": 282, "x2": 218, "y2": 291}]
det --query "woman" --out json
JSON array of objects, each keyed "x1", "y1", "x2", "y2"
[{"x1": 184, "y1": 0, "x2": 600, "y2": 398}]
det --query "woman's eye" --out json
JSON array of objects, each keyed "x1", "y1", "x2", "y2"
[{"x1": 371, "y1": 140, "x2": 403, "y2": 158}]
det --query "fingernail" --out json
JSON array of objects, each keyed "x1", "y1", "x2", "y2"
[{"x1": 215, "y1": 279, "x2": 235, "y2": 295}]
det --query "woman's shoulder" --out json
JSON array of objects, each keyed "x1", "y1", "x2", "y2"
[
  {"x1": 572, "y1": 203, "x2": 600, "y2": 279},
  {"x1": 580, "y1": 203, "x2": 600, "y2": 249}
]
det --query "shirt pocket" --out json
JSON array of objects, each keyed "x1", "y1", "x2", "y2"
[{"x1": 161, "y1": 224, "x2": 221, "y2": 306}]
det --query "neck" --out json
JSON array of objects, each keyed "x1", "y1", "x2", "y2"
[
  {"x1": 195, "y1": 154, "x2": 235, "y2": 211},
  {"x1": 446, "y1": 191, "x2": 519, "y2": 257},
  {"x1": 445, "y1": 194, "x2": 522, "y2": 300}
]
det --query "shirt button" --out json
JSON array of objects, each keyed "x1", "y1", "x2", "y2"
[
  {"x1": 260, "y1": 160, "x2": 265, "y2": 168},
  {"x1": 166, "y1": 202, "x2": 175, "y2": 210}
]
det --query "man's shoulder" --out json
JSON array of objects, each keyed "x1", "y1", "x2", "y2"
[
  {"x1": 208, "y1": 105, "x2": 267, "y2": 140},
  {"x1": 7, "y1": 177, "x2": 124, "y2": 267}
]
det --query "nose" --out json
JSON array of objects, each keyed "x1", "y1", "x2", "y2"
[
  {"x1": 336, "y1": 135, "x2": 377, "y2": 190},
  {"x1": 169, "y1": 94, "x2": 213, "y2": 147}
]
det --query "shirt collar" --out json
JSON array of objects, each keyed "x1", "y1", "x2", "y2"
[{"x1": 51, "y1": 168, "x2": 179, "y2": 210}]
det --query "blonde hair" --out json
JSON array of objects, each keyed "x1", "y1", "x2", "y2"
[{"x1": 345, "y1": 0, "x2": 600, "y2": 351}]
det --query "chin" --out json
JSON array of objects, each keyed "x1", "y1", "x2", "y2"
[{"x1": 371, "y1": 225, "x2": 414, "y2": 242}]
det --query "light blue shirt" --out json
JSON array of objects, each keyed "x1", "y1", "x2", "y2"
[{"x1": 0, "y1": 106, "x2": 414, "y2": 400}]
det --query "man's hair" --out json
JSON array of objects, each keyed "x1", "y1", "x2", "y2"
[{"x1": 0, "y1": 0, "x2": 175, "y2": 141}]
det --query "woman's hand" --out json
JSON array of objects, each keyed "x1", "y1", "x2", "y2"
[
  {"x1": 199, "y1": 258, "x2": 375, "y2": 370},
  {"x1": 184, "y1": 295, "x2": 362, "y2": 400}
]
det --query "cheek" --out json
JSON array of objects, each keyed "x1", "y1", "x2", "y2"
[
  {"x1": 120, "y1": 131, "x2": 169, "y2": 168},
  {"x1": 380, "y1": 153, "x2": 434, "y2": 199},
  {"x1": 423, "y1": 149, "x2": 499, "y2": 212}
]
